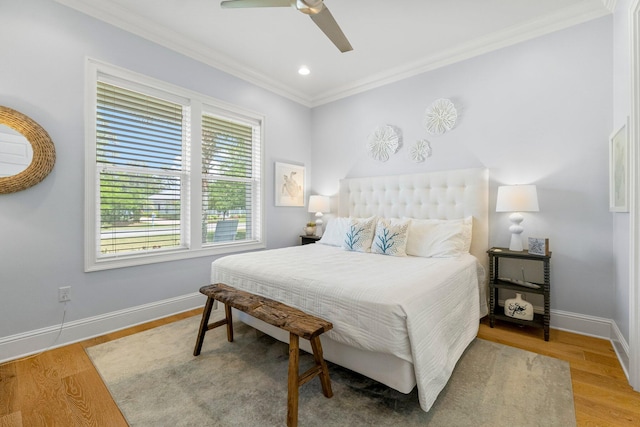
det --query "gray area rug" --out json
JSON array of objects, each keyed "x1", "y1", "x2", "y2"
[{"x1": 86, "y1": 315, "x2": 576, "y2": 426}]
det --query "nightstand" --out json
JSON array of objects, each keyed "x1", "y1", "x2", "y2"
[
  {"x1": 300, "y1": 235, "x2": 321, "y2": 245},
  {"x1": 487, "y1": 247, "x2": 551, "y2": 341}
]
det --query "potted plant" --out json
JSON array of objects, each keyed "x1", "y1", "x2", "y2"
[{"x1": 304, "y1": 222, "x2": 317, "y2": 236}]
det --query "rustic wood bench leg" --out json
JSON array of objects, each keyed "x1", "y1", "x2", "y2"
[
  {"x1": 287, "y1": 333, "x2": 300, "y2": 427},
  {"x1": 194, "y1": 297, "x2": 235, "y2": 356},
  {"x1": 193, "y1": 297, "x2": 215, "y2": 356},
  {"x1": 224, "y1": 303, "x2": 234, "y2": 342},
  {"x1": 310, "y1": 336, "x2": 333, "y2": 398},
  {"x1": 196, "y1": 283, "x2": 333, "y2": 427}
]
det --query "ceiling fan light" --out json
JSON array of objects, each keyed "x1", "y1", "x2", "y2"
[
  {"x1": 222, "y1": 0, "x2": 351, "y2": 52},
  {"x1": 298, "y1": 66, "x2": 311, "y2": 75},
  {"x1": 296, "y1": 0, "x2": 323, "y2": 14}
]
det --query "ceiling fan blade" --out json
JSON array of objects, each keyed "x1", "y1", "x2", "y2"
[
  {"x1": 220, "y1": 0, "x2": 291, "y2": 8},
  {"x1": 309, "y1": 5, "x2": 353, "y2": 53}
]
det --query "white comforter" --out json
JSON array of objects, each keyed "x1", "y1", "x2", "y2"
[{"x1": 210, "y1": 244, "x2": 482, "y2": 412}]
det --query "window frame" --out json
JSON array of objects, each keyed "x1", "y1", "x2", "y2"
[{"x1": 85, "y1": 59, "x2": 265, "y2": 272}]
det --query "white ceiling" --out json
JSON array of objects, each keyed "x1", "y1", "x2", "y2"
[{"x1": 55, "y1": 0, "x2": 612, "y2": 106}]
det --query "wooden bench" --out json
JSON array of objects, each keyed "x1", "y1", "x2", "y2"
[{"x1": 193, "y1": 283, "x2": 333, "y2": 427}]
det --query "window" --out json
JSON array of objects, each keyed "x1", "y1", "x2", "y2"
[{"x1": 85, "y1": 60, "x2": 264, "y2": 271}]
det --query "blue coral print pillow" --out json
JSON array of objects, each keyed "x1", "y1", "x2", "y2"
[
  {"x1": 371, "y1": 218, "x2": 410, "y2": 256},
  {"x1": 342, "y1": 217, "x2": 377, "y2": 252}
]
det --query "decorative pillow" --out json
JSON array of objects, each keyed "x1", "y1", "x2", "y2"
[
  {"x1": 404, "y1": 216, "x2": 473, "y2": 258},
  {"x1": 371, "y1": 218, "x2": 410, "y2": 256},
  {"x1": 342, "y1": 216, "x2": 377, "y2": 252},
  {"x1": 318, "y1": 217, "x2": 350, "y2": 247}
]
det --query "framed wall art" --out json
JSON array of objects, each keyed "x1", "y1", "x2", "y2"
[
  {"x1": 609, "y1": 118, "x2": 629, "y2": 212},
  {"x1": 275, "y1": 161, "x2": 305, "y2": 207}
]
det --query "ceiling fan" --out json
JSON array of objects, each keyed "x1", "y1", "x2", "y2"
[{"x1": 220, "y1": 0, "x2": 353, "y2": 53}]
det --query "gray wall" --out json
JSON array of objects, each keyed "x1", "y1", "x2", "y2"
[
  {"x1": 311, "y1": 17, "x2": 614, "y2": 319},
  {"x1": 0, "y1": 0, "x2": 311, "y2": 339}
]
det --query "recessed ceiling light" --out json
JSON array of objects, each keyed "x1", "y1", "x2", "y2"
[{"x1": 298, "y1": 66, "x2": 310, "y2": 76}]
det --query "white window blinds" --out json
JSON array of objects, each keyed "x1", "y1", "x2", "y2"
[
  {"x1": 201, "y1": 112, "x2": 261, "y2": 244},
  {"x1": 86, "y1": 60, "x2": 264, "y2": 271},
  {"x1": 96, "y1": 82, "x2": 187, "y2": 257}
]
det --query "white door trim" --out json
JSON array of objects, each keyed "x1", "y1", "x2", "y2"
[{"x1": 629, "y1": 0, "x2": 640, "y2": 391}]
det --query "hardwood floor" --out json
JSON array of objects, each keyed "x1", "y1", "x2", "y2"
[
  {"x1": 0, "y1": 309, "x2": 200, "y2": 427},
  {"x1": 478, "y1": 319, "x2": 640, "y2": 426},
  {"x1": 1, "y1": 311, "x2": 638, "y2": 426}
]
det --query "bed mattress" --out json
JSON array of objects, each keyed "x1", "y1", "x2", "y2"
[{"x1": 211, "y1": 243, "x2": 482, "y2": 411}]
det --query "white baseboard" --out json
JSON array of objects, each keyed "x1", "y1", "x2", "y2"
[
  {"x1": 611, "y1": 320, "x2": 631, "y2": 381},
  {"x1": 1, "y1": 295, "x2": 631, "y2": 377},
  {"x1": 550, "y1": 309, "x2": 614, "y2": 338},
  {"x1": 551, "y1": 309, "x2": 630, "y2": 381},
  {"x1": 495, "y1": 299, "x2": 614, "y2": 338},
  {"x1": 0, "y1": 292, "x2": 205, "y2": 364},
  {"x1": 493, "y1": 302, "x2": 630, "y2": 375}
]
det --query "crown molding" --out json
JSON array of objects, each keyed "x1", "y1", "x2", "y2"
[
  {"x1": 309, "y1": 2, "x2": 612, "y2": 106},
  {"x1": 54, "y1": 0, "x2": 313, "y2": 107},
  {"x1": 602, "y1": 0, "x2": 618, "y2": 12},
  {"x1": 56, "y1": 0, "x2": 610, "y2": 108}
]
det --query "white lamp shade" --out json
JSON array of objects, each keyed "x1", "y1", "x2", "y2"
[
  {"x1": 496, "y1": 185, "x2": 539, "y2": 212},
  {"x1": 308, "y1": 195, "x2": 330, "y2": 213},
  {"x1": 496, "y1": 184, "x2": 539, "y2": 251}
]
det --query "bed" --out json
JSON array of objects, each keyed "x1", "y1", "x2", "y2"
[{"x1": 210, "y1": 168, "x2": 489, "y2": 412}]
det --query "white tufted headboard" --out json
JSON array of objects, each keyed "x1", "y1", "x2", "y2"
[{"x1": 338, "y1": 168, "x2": 489, "y2": 266}]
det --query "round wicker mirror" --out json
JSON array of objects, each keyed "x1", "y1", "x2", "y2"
[{"x1": 0, "y1": 106, "x2": 55, "y2": 194}]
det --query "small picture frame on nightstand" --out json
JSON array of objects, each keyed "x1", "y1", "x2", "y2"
[{"x1": 528, "y1": 237, "x2": 549, "y2": 256}]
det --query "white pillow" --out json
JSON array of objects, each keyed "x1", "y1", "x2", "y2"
[
  {"x1": 371, "y1": 218, "x2": 410, "y2": 257},
  {"x1": 318, "y1": 217, "x2": 350, "y2": 247},
  {"x1": 342, "y1": 216, "x2": 377, "y2": 252},
  {"x1": 405, "y1": 216, "x2": 472, "y2": 258}
]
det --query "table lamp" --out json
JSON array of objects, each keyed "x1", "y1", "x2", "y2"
[
  {"x1": 308, "y1": 195, "x2": 330, "y2": 236},
  {"x1": 496, "y1": 185, "x2": 539, "y2": 251}
]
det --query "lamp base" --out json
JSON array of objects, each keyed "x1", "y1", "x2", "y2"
[
  {"x1": 509, "y1": 233, "x2": 524, "y2": 252},
  {"x1": 508, "y1": 212, "x2": 524, "y2": 252},
  {"x1": 315, "y1": 213, "x2": 324, "y2": 237}
]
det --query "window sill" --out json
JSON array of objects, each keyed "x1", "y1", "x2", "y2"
[{"x1": 85, "y1": 240, "x2": 265, "y2": 272}]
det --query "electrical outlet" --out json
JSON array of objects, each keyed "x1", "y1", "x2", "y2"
[{"x1": 58, "y1": 286, "x2": 71, "y2": 302}]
